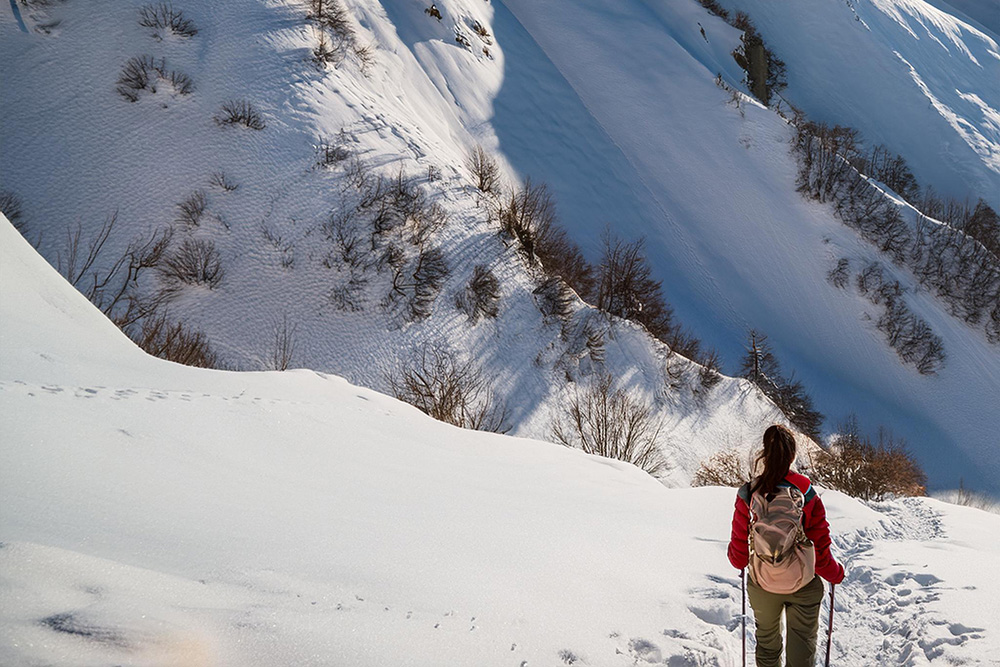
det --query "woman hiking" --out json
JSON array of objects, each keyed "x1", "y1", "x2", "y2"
[{"x1": 728, "y1": 424, "x2": 845, "y2": 667}]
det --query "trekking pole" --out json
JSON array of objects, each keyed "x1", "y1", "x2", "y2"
[
  {"x1": 741, "y1": 568, "x2": 747, "y2": 667},
  {"x1": 825, "y1": 583, "x2": 835, "y2": 667}
]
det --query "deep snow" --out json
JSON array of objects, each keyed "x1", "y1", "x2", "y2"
[{"x1": 2, "y1": 214, "x2": 1000, "y2": 665}]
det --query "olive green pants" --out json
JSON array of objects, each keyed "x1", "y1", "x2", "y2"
[{"x1": 747, "y1": 575, "x2": 825, "y2": 667}]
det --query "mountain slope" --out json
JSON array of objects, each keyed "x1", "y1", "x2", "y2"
[
  {"x1": 2, "y1": 214, "x2": 1000, "y2": 666},
  {"x1": 712, "y1": 0, "x2": 1000, "y2": 210},
  {"x1": 1, "y1": 0, "x2": 997, "y2": 492},
  {"x1": 491, "y1": 0, "x2": 1000, "y2": 492}
]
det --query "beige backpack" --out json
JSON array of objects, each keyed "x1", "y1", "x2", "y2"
[{"x1": 748, "y1": 484, "x2": 816, "y2": 594}]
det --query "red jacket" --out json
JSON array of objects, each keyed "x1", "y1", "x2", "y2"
[{"x1": 727, "y1": 471, "x2": 844, "y2": 584}]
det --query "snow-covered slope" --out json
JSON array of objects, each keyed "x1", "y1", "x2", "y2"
[
  {"x1": 712, "y1": 0, "x2": 1000, "y2": 210},
  {"x1": 488, "y1": 0, "x2": 1000, "y2": 492},
  {"x1": 1, "y1": 0, "x2": 997, "y2": 494},
  {"x1": 3, "y1": 214, "x2": 1000, "y2": 666}
]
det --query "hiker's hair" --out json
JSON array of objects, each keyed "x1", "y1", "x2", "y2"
[{"x1": 750, "y1": 424, "x2": 797, "y2": 496}]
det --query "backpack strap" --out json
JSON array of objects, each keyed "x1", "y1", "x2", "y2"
[{"x1": 738, "y1": 481, "x2": 752, "y2": 505}]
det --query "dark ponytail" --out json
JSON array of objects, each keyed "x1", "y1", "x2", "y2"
[{"x1": 750, "y1": 424, "x2": 797, "y2": 496}]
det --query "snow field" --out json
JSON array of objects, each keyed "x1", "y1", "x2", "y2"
[{"x1": 3, "y1": 214, "x2": 1000, "y2": 665}]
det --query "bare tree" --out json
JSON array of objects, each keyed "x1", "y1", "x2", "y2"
[
  {"x1": 58, "y1": 211, "x2": 174, "y2": 327},
  {"x1": 467, "y1": 144, "x2": 501, "y2": 195},
  {"x1": 264, "y1": 314, "x2": 298, "y2": 371},
  {"x1": 387, "y1": 345, "x2": 509, "y2": 433},
  {"x1": 596, "y1": 230, "x2": 675, "y2": 341},
  {"x1": 497, "y1": 178, "x2": 556, "y2": 265},
  {"x1": 551, "y1": 374, "x2": 668, "y2": 476},
  {"x1": 692, "y1": 448, "x2": 751, "y2": 487}
]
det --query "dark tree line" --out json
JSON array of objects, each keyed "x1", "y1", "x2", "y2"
[
  {"x1": 793, "y1": 119, "x2": 999, "y2": 346},
  {"x1": 740, "y1": 330, "x2": 824, "y2": 439}
]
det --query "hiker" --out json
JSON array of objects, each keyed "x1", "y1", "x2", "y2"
[{"x1": 728, "y1": 424, "x2": 845, "y2": 667}]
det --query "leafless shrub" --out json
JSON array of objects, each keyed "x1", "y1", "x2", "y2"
[
  {"x1": 427, "y1": 164, "x2": 442, "y2": 182},
  {"x1": 793, "y1": 120, "x2": 861, "y2": 203},
  {"x1": 161, "y1": 238, "x2": 223, "y2": 287},
  {"x1": 308, "y1": 0, "x2": 373, "y2": 70},
  {"x1": 692, "y1": 448, "x2": 750, "y2": 487},
  {"x1": 0, "y1": 191, "x2": 25, "y2": 231},
  {"x1": 176, "y1": 190, "x2": 207, "y2": 226},
  {"x1": 409, "y1": 201, "x2": 447, "y2": 247},
  {"x1": 808, "y1": 416, "x2": 926, "y2": 501},
  {"x1": 266, "y1": 314, "x2": 298, "y2": 371},
  {"x1": 312, "y1": 27, "x2": 344, "y2": 67},
  {"x1": 551, "y1": 374, "x2": 667, "y2": 477},
  {"x1": 131, "y1": 312, "x2": 218, "y2": 368},
  {"x1": 209, "y1": 171, "x2": 238, "y2": 192},
  {"x1": 309, "y1": 0, "x2": 351, "y2": 34},
  {"x1": 388, "y1": 344, "x2": 510, "y2": 433},
  {"x1": 116, "y1": 55, "x2": 156, "y2": 101},
  {"x1": 457, "y1": 264, "x2": 501, "y2": 322},
  {"x1": 697, "y1": 348, "x2": 723, "y2": 392},
  {"x1": 329, "y1": 274, "x2": 367, "y2": 311},
  {"x1": 323, "y1": 205, "x2": 365, "y2": 268},
  {"x1": 261, "y1": 223, "x2": 295, "y2": 269},
  {"x1": 116, "y1": 55, "x2": 192, "y2": 102},
  {"x1": 215, "y1": 100, "x2": 266, "y2": 130},
  {"x1": 138, "y1": 2, "x2": 197, "y2": 38},
  {"x1": 497, "y1": 178, "x2": 556, "y2": 265},
  {"x1": 857, "y1": 261, "x2": 945, "y2": 374},
  {"x1": 58, "y1": 212, "x2": 174, "y2": 327},
  {"x1": 533, "y1": 276, "x2": 575, "y2": 324},
  {"x1": 410, "y1": 245, "x2": 449, "y2": 319},
  {"x1": 354, "y1": 41, "x2": 376, "y2": 75},
  {"x1": 167, "y1": 69, "x2": 193, "y2": 95},
  {"x1": 318, "y1": 131, "x2": 352, "y2": 167},
  {"x1": 344, "y1": 154, "x2": 370, "y2": 189},
  {"x1": 467, "y1": 145, "x2": 501, "y2": 196},
  {"x1": 828, "y1": 258, "x2": 850, "y2": 289}
]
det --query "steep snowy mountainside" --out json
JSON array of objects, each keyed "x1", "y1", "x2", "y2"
[
  {"x1": 711, "y1": 0, "x2": 1000, "y2": 210},
  {"x1": 3, "y1": 213, "x2": 1000, "y2": 666},
  {"x1": 492, "y1": 0, "x2": 1000, "y2": 493},
  {"x1": 926, "y1": 0, "x2": 1000, "y2": 35},
  {"x1": 0, "y1": 0, "x2": 793, "y2": 489},
  {"x1": 2, "y1": 0, "x2": 997, "y2": 493}
]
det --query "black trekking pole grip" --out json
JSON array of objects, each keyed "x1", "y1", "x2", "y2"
[{"x1": 825, "y1": 583, "x2": 835, "y2": 667}]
